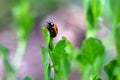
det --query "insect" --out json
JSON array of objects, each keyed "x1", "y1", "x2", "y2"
[{"x1": 46, "y1": 22, "x2": 58, "y2": 38}]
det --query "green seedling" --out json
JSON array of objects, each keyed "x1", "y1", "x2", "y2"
[{"x1": 40, "y1": 27, "x2": 72, "y2": 80}]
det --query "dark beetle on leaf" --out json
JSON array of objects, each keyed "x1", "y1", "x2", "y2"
[{"x1": 46, "y1": 22, "x2": 58, "y2": 38}]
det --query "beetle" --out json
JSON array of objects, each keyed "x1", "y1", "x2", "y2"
[{"x1": 46, "y1": 22, "x2": 58, "y2": 38}]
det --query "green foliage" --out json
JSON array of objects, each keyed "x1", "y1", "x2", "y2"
[
  {"x1": 110, "y1": 0, "x2": 120, "y2": 23},
  {"x1": 52, "y1": 37, "x2": 66, "y2": 65},
  {"x1": 0, "y1": 45, "x2": 14, "y2": 73},
  {"x1": 0, "y1": 45, "x2": 15, "y2": 80},
  {"x1": 12, "y1": 0, "x2": 35, "y2": 72},
  {"x1": 85, "y1": 0, "x2": 103, "y2": 38},
  {"x1": 24, "y1": 76, "x2": 32, "y2": 80},
  {"x1": 42, "y1": 27, "x2": 50, "y2": 46},
  {"x1": 114, "y1": 26, "x2": 120, "y2": 64},
  {"x1": 40, "y1": 46, "x2": 50, "y2": 80},
  {"x1": 41, "y1": 27, "x2": 104, "y2": 80},
  {"x1": 103, "y1": 0, "x2": 120, "y2": 80},
  {"x1": 104, "y1": 60, "x2": 117, "y2": 80},
  {"x1": 90, "y1": 75, "x2": 102, "y2": 80},
  {"x1": 77, "y1": 38, "x2": 104, "y2": 80},
  {"x1": 86, "y1": 0, "x2": 102, "y2": 28},
  {"x1": 109, "y1": 0, "x2": 120, "y2": 66},
  {"x1": 1, "y1": 0, "x2": 120, "y2": 80},
  {"x1": 12, "y1": 0, "x2": 35, "y2": 40},
  {"x1": 41, "y1": 28, "x2": 72, "y2": 80},
  {"x1": 104, "y1": 60, "x2": 120, "y2": 80},
  {"x1": 52, "y1": 37, "x2": 71, "y2": 80},
  {"x1": 106, "y1": 1, "x2": 120, "y2": 79},
  {"x1": 77, "y1": 38, "x2": 104, "y2": 65}
]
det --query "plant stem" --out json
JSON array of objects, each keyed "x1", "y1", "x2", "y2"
[
  {"x1": 48, "y1": 36, "x2": 57, "y2": 80},
  {"x1": 113, "y1": 19, "x2": 120, "y2": 66},
  {"x1": 48, "y1": 37, "x2": 60, "y2": 80},
  {"x1": 86, "y1": 28, "x2": 97, "y2": 38},
  {"x1": 13, "y1": 38, "x2": 27, "y2": 71},
  {"x1": 113, "y1": 18, "x2": 120, "y2": 80},
  {"x1": 49, "y1": 37, "x2": 54, "y2": 51},
  {"x1": 54, "y1": 66, "x2": 59, "y2": 80}
]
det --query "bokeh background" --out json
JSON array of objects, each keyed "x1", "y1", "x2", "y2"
[{"x1": 0, "y1": 0, "x2": 117, "y2": 80}]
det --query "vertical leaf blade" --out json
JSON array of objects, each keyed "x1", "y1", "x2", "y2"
[
  {"x1": 0, "y1": 45, "x2": 14, "y2": 73},
  {"x1": 42, "y1": 27, "x2": 50, "y2": 46},
  {"x1": 40, "y1": 46, "x2": 50, "y2": 80}
]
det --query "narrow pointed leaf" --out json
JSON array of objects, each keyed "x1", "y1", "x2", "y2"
[
  {"x1": 40, "y1": 46, "x2": 50, "y2": 80},
  {"x1": 42, "y1": 27, "x2": 50, "y2": 46}
]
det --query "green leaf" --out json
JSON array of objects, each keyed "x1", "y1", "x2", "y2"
[
  {"x1": 52, "y1": 37, "x2": 71, "y2": 79},
  {"x1": 114, "y1": 26, "x2": 120, "y2": 65},
  {"x1": 82, "y1": 65, "x2": 92, "y2": 80},
  {"x1": 86, "y1": 0, "x2": 102, "y2": 29},
  {"x1": 110, "y1": 0, "x2": 120, "y2": 66},
  {"x1": 114, "y1": 67, "x2": 120, "y2": 80},
  {"x1": 52, "y1": 37, "x2": 66, "y2": 65},
  {"x1": 59, "y1": 40, "x2": 73, "y2": 80},
  {"x1": 77, "y1": 38, "x2": 104, "y2": 79},
  {"x1": 0, "y1": 45, "x2": 14, "y2": 73},
  {"x1": 77, "y1": 38, "x2": 104, "y2": 65},
  {"x1": 42, "y1": 27, "x2": 50, "y2": 46},
  {"x1": 60, "y1": 40, "x2": 72, "y2": 80},
  {"x1": 24, "y1": 76, "x2": 32, "y2": 80},
  {"x1": 93, "y1": 56, "x2": 104, "y2": 74},
  {"x1": 60, "y1": 57, "x2": 71, "y2": 80},
  {"x1": 104, "y1": 60, "x2": 117, "y2": 80},
  {"x1": 110, "y1": 0, "x2": 120, "y2": 23},
  {"x1": 12, "y1": 1, "x2": 35, "y2": 41},
  {"x1": 86, "y1": 4, "x2": 95, "y2": 28},
  {"x1": 0, "y1": 45, "x2": 9, "y2": 56},
  {"x1": 65, "y1": 41, "x2": 73, "y2": 55},
  {"x1": 40, "y1": 46, "x2": 50, "y2": 80},
  {"x1": 90, "y1": 75, "x2": 102, "y2": 80}
]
